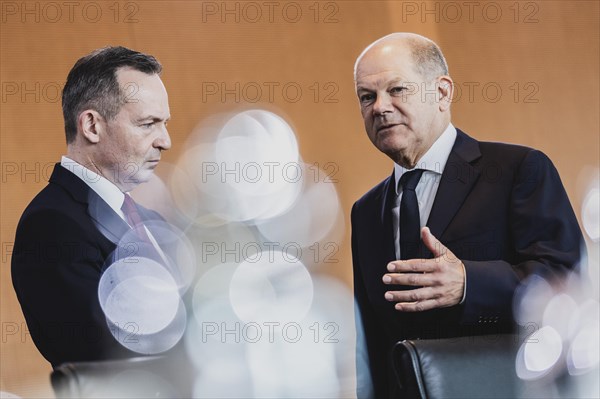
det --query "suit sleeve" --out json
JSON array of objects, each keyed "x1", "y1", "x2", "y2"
[
  {"x1": 461, "y1": 149, "x2": 584, "y2": 324},
  {"x1": 11, "y1": 208, "x2": 134, "y2": 366},
  {"x1": 351, "y1": 203, "x2": 384, "y2": 399}
]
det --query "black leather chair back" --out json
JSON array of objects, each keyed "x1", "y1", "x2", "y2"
[{"x1": 393, "y1": 334, "x2": 521, "y2": 398}]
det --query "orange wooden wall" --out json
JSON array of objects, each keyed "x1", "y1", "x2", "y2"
[{"x1": 1, "y1": 1, "x2": 598, "y2": 396}]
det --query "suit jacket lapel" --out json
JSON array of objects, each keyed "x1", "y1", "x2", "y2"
[
  {"x1": 49, "y1": 164, "x2": 130, "y2": 244},
  {"x1": 427, "y1": 130, "x2": 482, "y2": 240},
  {"x1": 87, "y1": 194, "x2": 130, "y2": 244},
  {"x1": 380, "y1": 173, "x2": 397, "y2": 263}
]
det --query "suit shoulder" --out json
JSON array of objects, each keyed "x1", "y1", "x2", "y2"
[
  {"x1": 477, "y1": 140, "x2": 554, "y2": 166},
  {"x1": 20, "y1": 181, "x2": 81, "y2": 218},
  {"x1": 478, "y1": 140, "x2": 544, "y2": 157},
  {"x1": 353, "y1": 175, "x2": 392, "y2": 211},
  {"x1": 15, "y1": 182, "x2": 89, "y2": 238}
]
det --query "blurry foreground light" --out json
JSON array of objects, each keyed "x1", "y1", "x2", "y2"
[
  {"x1": 99, "y1": 258, "x2": 180, "y2": 334},
  {"x1": 513, "y1": 274, "x2": 554, "y2": 326},
  {"x1": 246, "y1": 337, "x2": 339, "y2": 398},
  {"x1": 516, "y1": 326, "x2": 563, "y2": 380},
  {"x1": 178, "y1": 110, "x2": 302, "y2": 223},
  {"x1": 192, "y1": 358, "x2": 254, "y2": 398},
  {"x1": 186, "y1": 222, "x2": 258, "y2": 273},
  {"x1": 229, "y1": 250, "x2": 313, "y2": 324},
  {"x1": 130, "y1": 165, "x2": 173, "y2": 222},
  {"x1": 255, "y1": 166, "x2": 342, "y2": 248},
  {"x1": 582, "y1": 188, "x2": 599, "y2": 241},
  {"x1": 543, "y1": 293, "x2": 579, "y2": 339},
  {"x1": 187, "y1": 294, "x2": 245, "y2": 369},
  {"x1": 568, "y1": 323, "x2": 600, "y2": 375},
  {"x1": 98, "y1": 257, "x2": 186, "y2": 354}
]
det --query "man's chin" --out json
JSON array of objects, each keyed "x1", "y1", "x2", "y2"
[
  {"x1": 120, "y1": 172, "x2": 153, "y2": 192},
  {"x1": 136, "y1": 171, "x2": 154, "y2": 184},
  {"x1": 378, "y1": 144, "x2": 415, "y2": 168},
  {"x1": 376, "y1": 139, "x2": 409, "y2": 158}
]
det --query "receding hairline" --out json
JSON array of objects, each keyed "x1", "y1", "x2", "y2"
[
  {"x1": 354, "y1": 33, "x2": 448, "y2": 81},
  {"x1": 114, "y1": 65, "x2": 162, "y2": 84},
  {"x1": 62, "y1": 46, "x2": 163, "y2": 144}
]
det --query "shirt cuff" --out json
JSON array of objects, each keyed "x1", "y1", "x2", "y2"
[{"x1": 459, "y1": 262, "x2": 467, "y2": 304}]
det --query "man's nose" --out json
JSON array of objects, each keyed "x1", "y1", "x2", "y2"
[
  {"x1": 372, "y1": 93, "x2": 394, "y2": 115},
  {"x1": 154, "y1": 125, "x2": 172, "y2": 151}
]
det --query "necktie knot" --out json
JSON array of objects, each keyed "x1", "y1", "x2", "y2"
[
  {"x1": 399, "y1": 169, "x2": 424, "y2": 192},
  {"x1": 121, "y1": 194, "x2": 142, "y2": 228},
  {"x1": 120, "y1": 195, "x2": 162, "y2": 262}
]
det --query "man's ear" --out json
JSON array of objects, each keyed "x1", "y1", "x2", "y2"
[
  {"x1": 437, "y1": 75, "x2": 454, "y2": 112},
  {"x1": 78, "y1": 110, "x2": 104, "y2": 144}
]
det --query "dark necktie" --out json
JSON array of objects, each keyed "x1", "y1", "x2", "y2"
[{"x1": 399, "y1": 169, "x2": 424, "y2": 260}]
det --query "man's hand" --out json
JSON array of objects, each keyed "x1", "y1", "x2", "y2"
[{"x1": 382, "y1": 227, "x2": 465, "y2": 312}]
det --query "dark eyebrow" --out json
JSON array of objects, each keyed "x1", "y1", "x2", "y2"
[{"x1": 136, "y1": 115, "x2": 170, "y2": 123}]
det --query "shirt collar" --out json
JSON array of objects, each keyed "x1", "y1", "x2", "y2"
[
  {"x1": 60, "y1": 156, "x2": 125, "y2": 215},
  {"x1": 394, "y1": 123, "x2": 457, "y2": 195}
]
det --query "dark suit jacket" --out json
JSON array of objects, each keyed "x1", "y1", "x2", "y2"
[
  {"x1": 12, "y1": 164, "x2": 165, "y2": 368},
  {"x1": 351, "y1": 129, "x2": 584, "y2": 397}
]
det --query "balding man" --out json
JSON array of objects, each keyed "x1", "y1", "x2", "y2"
[{"x1": 351, "y1": 33, "x2": 583, "y2": 397}]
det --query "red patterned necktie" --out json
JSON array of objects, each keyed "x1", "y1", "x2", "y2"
[
  {"x1": 120, "y1": 195, "x2": 167, "y2": 266},
  {"x1": 121, "y1": 194, "x2": 153, "y2": 244}
]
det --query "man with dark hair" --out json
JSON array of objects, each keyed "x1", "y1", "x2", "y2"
[
  {"x1": 12, "y1": 46, "x2": 171, "y2": 367},
  {"x1": 62, "y1": 46, "x2": 163, "y2": 144},
  {"x1": 351, "y1": 33, "x2": 583, "y2": 397}
]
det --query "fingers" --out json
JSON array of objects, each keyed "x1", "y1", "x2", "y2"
[
  {"x1": 384, "y1": 287, "x2": 456, "y2": 312},
  {"x1": 382, "y1": 272, "x2": 436, "y2": 286},
  {"x1": 384, "y1": 287, "x2": 438, "y2": 303},
  {"x1": 383, "y1": 287, "x2": 444, "y2": 312},
  {"x1": 384, "y1": 230, "x2": 465, "y2": 312},
  {"x1": 394, "y1": 299, "x2": 441, "y2": 312},
  {"x1": 421, "y1": 226, "x2": 446, "y2": 258},
  {"x1": 387, "y1": 259, "x2": 438, "y2": 273},
  {"x1": 388, "y1": 228, "x2": 460, "y2": 269}
]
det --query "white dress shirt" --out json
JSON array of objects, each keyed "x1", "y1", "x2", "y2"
[
  {"x1": 392, "y1": 123, "x2": 457, "y2": 259},
  {"x1": 60, "y1": 157, "x2": 168, "y2": 263},
  {"x1": 391, "y1": 124, "x2": 467, "y2": 302},
  {"x1": 61, "y1": 156, "x2": 126, "y2": 220}
]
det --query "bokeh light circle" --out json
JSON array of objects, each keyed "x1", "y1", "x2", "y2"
[{"x1": 229, "y1": 250, "x2": 313, "y2": 324}]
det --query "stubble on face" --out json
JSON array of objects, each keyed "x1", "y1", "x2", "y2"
[{"x1": 99, "y1": 68, "x2": 170, "y2": 191}]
